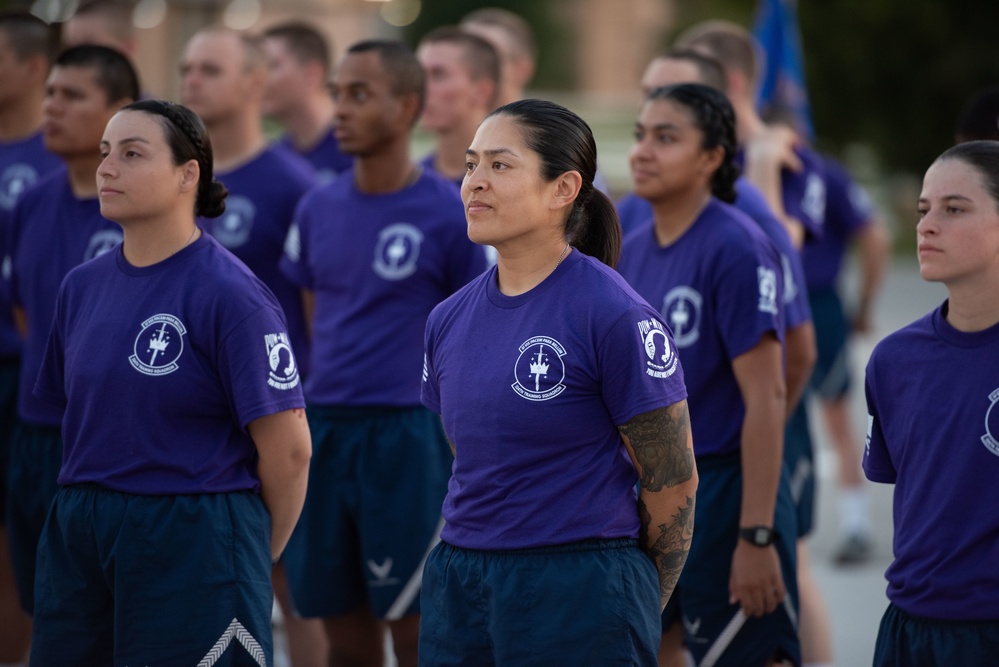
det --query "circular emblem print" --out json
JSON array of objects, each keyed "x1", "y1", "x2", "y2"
[
  {"x1": 211, "y1": 195, "x2": 256, "y2": 248},
  {"x1": 0, "y1": 164, "x2": 38, "y2": 211},
  {"x1": 639, "y1": 318, "x2": 678, "y2": 379},
  {"x1": 84, "y1": 229, "x2": 123, "y2": 261},
  {"x1": 373, "y1": 223, "x2": 423, "y2": 280},
  {"x1": 662, "y1": 286, "x2": 702, "y2": 349},
  {"x1": 129, "y1": 314, "x2": 186, "y2": 376},
  {"x1": 981, "y1": 388, "x2": 999, "y2": 457},
  {"x1": 512, "y1": 336, "x2": 567, "y2": 401}
]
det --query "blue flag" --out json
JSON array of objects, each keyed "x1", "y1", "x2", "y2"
[{"x1": 752, "y1": 0, "x2": 814, "y2": 140}]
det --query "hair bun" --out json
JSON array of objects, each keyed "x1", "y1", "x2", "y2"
[{"x1": 198, "y1": 179, "x2": 228, "y2": 218}]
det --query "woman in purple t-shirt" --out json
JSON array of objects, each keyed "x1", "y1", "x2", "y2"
[
  {"x1": 30, "y1": 100, "x2": 311, "y2": 665},
  {"x1": 419, "y1": 99, "x2": 697, "y2": 665}
]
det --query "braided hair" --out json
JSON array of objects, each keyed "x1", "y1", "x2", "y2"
[
  {"x1": 486, "y1": 99, "x2": 622, "y2": 268},
  {"x1": 121, "y1": 99, "x2": 228, "y2": 218},
  {"x1": 646, "y1": 83, "x2": 740, "y2": 204}
]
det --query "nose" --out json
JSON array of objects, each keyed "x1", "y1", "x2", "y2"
[
  {"x1": 97, "y1": 152, "x2": 116, "y2": 180},
  {"x1": 464, "y1": 164, "x2": 485, "y2": 192}
]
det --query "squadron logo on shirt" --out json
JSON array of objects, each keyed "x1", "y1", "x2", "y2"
[
  {"x1": 212, "y1": 195, "x2": 256, "y2": 248},
  {"x1": 781, "y1": 254, "x2": 797, "y2": 305},
  {"x1": 757, "y1": 266, "x2": 779, "y2": 315},
  {"x1": 84, "y1": 229, "x2": 123, "y2": 261},
  {"x1": 980, "y1": 388, "x2": 999, "y2": 457},
  {"x1": 662, "y1": 286, "x2": 702, "y2": 349},
  {"x1": 802, "y1": 172, "x2": 827, "y2": 227},
  {"x1": 265, "y1": 332, "x2": 300, "y2": 390},
  {"x1": 129, "y1": 314, "x2": 186, "y2": 376},
  {"x1": 0, "y1": 164, "x2": 38, "y2": 211},
  {"x1": 373, "y1": 223, "x2": 423, "y2": 280},
  {"x1": 512, "y1": 336, "x2": 567, "y2": 401},
  {"x1": 639, "y1": 319, "x2": 678, "y2": 379}
]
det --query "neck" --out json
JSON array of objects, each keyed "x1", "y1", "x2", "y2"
[
  {"x1": 65, "y1": 154, "x2": 102, "y2": 198},
  {"x1": 0, "y1": 93, "x2": 45, "y2": 141},
  {"x1": 278, "y1": 94, "x2": 334, "y2": 152},
  {"x1": 353, "y1": 137, "x2": 415, "y2": 194},
  {"x1": 495, "y1": 232, "x2": 570, "y2": 296},
  {"x1": 121, "y1": 213, "x2": 200, "y2": 268},
  {"x1": 208, "y1": 114, "x2": 266, "y2": 173},
  {"x1": 945, "y1": 275, "x2": 999, "y2": 332},
  {"x1": 650, "y1": 190, "x2": 712, "y2": 246},
  {"x1": 432, "y1": 118, "x2": 481, "y2": 180}
]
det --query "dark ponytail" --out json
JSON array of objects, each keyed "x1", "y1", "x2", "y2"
[
  {"x1": 647, "y1": 83, "x2": 739, "y2": 204},
  {"x1": 486, "y1": 99, "x2": 622, "y2": 267},
  {"x1": 122, "y1": 99, "x2": 228, "y2": 218}
]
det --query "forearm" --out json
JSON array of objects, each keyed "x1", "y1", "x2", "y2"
[
  {"x1": 784, "y1": 322, "x2": 817, "y2": 415},
  {"x1": 744, "y1": 142, "x2": 805, "y2": 248},
  {"x1": 739, "y1": 389, "x2": 786, "y2": 527},
  {"x1": 619, "y1": 401, "x2": 697, "y2": 606},
  {"x1": 251, "y1": 409, "x2": 312, "y2": 559},
  {"x1": 856, "y1": 223, "x2": 891, "y2": 322}
]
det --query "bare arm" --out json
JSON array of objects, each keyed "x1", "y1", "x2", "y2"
[
  {"x1": 730, "y1": 333, "x2": 787, "y2": 617},
  {"x1": 301, "y1": 289, "x2": 315, "y2": 339},
  {"x1": 13, "y1": 305, "x2": 26, "y2": 339},
  {"x1": 784, "y1": 321, "x2": 817, "y2": 415},
  {"x1": 852, "y1": 220, "x2": 891, "y2": 334},
  {"x1": 744, "y1": 127, "x2": 806, "y2": 248},
  {"x1": 248, "y1": 408, "x2": 312, "y2": 561},
  {"x1": 618, "y1": 401, "x2": 698, "y2": 609}
]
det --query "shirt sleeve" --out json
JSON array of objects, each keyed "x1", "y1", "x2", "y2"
[
  {"x1": 781, "y1": 149, "x2": 827, "y2": 240},
  {"x1": 862, "y1": 352, "x2": 897, "y2": 483},
  {"x1": 421, "y1": 311, "x2": 443, "y2": 414},
  {"x1": 216, "y1": 304, "x2": 306, "y2": 429},
  {"x1": 714, "y1": 239, "x2": 784, "y2": 361},
  {"x1": 33, "y1": 283, "x2": 68, "y2": 410},
  {"x1": 279, "y1": 198, "x2": 313, "y2": 290},
  {"x1": 598, "y1": 305, "x2": 687, "y2": 426}
]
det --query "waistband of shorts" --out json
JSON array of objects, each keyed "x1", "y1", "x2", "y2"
[
  {"x1": 888, "y1": 602, "x2": 999, "y2": 626},
  {"x1": 442, "y1": 537, "x2": 639, "y2": 557},
  {"x1": 64, "y1": 482, "x2": 259, "y2": 499},
  {"x1": 0, "y1": 355, "x2": 19, "y2": 368},
  {"x1": 307, "y1": 404, "x2": 425, "y2": 420}
]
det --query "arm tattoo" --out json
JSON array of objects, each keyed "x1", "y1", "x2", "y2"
[
  {"x1": 638, "y1": 495, "x2": 696, "y2": 599},
  {"x1": 620, "y1": 403, "x2": 694, "y2": 491}
]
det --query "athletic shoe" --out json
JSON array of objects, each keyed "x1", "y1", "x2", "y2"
[{"x1": 833, "y1": 534, "x2": 873, "y2": 566}]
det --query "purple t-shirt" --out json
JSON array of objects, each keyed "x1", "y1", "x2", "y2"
[
  {"x1": 618, "y1": 198, "x2": 784, "y2": 459},
  {"x1": 281, "y1": 168, "x2": 488, "y2": 406},
  {"x1": 34, "y1": 234, "x2": 304, "y2": 494},
  {"x1": 863, "y1": 303, "x2": 999, "y2": 620},
  {"x1": 8, "y1": 168, "x2": 122, "y2": 425},
  {"x1": 199, "y1": 144, "x2": 317, "y2": 378},
  {"x1": 419, "y1": 152, "x2": 463, "y2": 190},
  {"x1": 281, "y1": 129, "x2": 352, "y2": 182},
  {"x1": 0, "y1": 132, "x2": 62, "y2": 358},
  {"x1": 422, "y1": 250, "x2": 687, "y2": 549},
  {"x1": 802, "y1": 157, "x2": 875, "y2": 291},
  {"x1": 734, "y1": 145, "x2": 827, "y2": 241},
  {"x1": 617, "y1": 178, "x2": 810, "y2": 329}
]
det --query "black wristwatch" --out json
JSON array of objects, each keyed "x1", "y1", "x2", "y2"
[{"x1": 739, "y1": 525, "x2": 777, "y2": 547}]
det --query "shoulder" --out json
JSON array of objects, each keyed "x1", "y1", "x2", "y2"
[
  {"x1": 869, "y1": 309, "x2": 937, "y2": 369},
  {"x1": 415, "y1": 169, "x2": 463, "y2": 204},
  {"x1": 259, "y1": 144, "x2": 319, "y2": 189},
  {"x1": 426, "y1": 268, "x2": 492, "y2": 330},
  {"x1": 192, "y1": 237, "x2": 283, "y2": 315},
  {"x1": 15, "y1": 167, "x2": 68, "y2": 209}
]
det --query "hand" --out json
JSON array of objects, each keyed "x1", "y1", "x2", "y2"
[
  {"x1": 729, "y1": 540, "x2": 786, "y2": 617},
  {"x1": 746, "y1": 126, "x2": 803, "y2": 173}
]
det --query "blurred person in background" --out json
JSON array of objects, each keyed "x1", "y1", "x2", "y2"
[
  {"x1": 459, "y1": 7, "x2": 535, "y2": 108},
  {"x1": 261, "y1": 21, "x2": 352, "y2": 182},
  {"x1": 416, "y1": 26, "x2": 500, "y2": 187},
  {"x1": 0, "y1": 10, "x2": 60, "y2": 665}
]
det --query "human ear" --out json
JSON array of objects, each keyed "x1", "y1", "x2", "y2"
[
  {"x1": 550, "y1": 170, "x2": 583, "y2": 211},
  {"x1": 178, "y1": 159, "x2": 200, "y2": 193}
]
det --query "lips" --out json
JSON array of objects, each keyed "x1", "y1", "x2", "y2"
[{"x1": 466, "y1": 200, "x2": 491, "y2": 214}]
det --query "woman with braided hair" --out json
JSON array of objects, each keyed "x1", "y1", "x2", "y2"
[
  {"x1": 617, "y1": 83, "x2": 799, "y2": 666},
  {"x1": 29, "y1": 99, "x2": 311, "y2": 665}
]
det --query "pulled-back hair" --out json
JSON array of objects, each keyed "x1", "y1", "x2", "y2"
[
  {"x1": 54, "y1": 44, "x2": 139, "y2": 104},
  {"x1": 487, "y1": 99, "x2": 621, "y2": 267},
  {"x1": 936, "y1": 140, "x2": 999, "y2": 211},
  {"x1": 647, "y1": 83, "x2": 740, "y2": 204},
  {"x1": 123, "y1": 99, "x2": 227, "y2": 218},
  {"x1": 347, "y1": 40, "x2": 425, "y2": 121}
]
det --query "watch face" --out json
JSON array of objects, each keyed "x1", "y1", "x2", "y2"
[{"x1": 755, "y1": 527, "x2": 769, "y2": 545}]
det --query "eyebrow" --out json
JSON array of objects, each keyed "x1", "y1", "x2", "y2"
[
  {"x1": 635, "y1": 122, "x2": 682, "y2": 132},
  {"x1": 917, "y1": 194, "x2": 975, "y2": 205},
  {"x1": 99, "y1": 136, "x2": 152, "y2": 147},
  {"x1": 466, "y1": 147, "x2": 520, "y2": 158}
]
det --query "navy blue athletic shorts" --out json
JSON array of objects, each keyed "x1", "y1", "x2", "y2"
[
  {"x1": 31, "y1": 484, "x2": 273, "y2": 666},
  {"x1": 662, "y1": 452, "x2": 800, "y2": 667},
  {"x1": 282, "y1": 405, "x2": 452, "y2": 620},
  {"x1": 808, "y1": 287, "x2": 851, "y2": 400},
  {"x1": 873, "y1": 603, "x2": 999, "y2": 667},
  {"x1": 420, "y1": 538, "x2": 660, "y2": 666},
  {"x1": 6, "y1": 420, "x2": 61, "y2": 613},
  {"x1": 0, "y1": 357, "x2": 18, "y2": 524},
  {"x1": 784, "y1": 400, "x2": 816, "y2": 538}
]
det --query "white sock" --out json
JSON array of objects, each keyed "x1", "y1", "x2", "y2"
[{"x1": 839, "y1": 487, "x2": 871, "y2": 536}]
